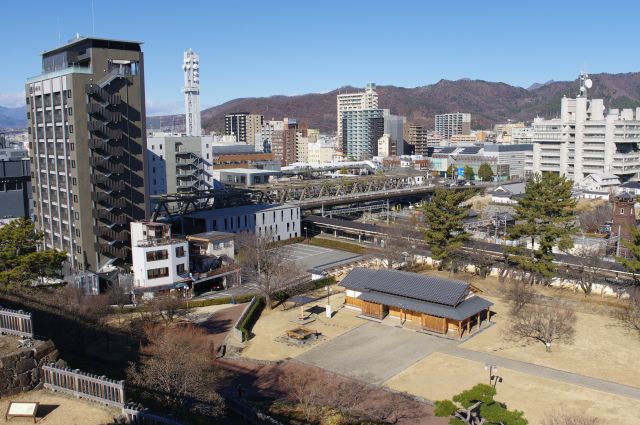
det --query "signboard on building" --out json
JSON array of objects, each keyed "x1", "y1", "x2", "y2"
[{"x1": 457, "y1": 167, "x2": 465, "y2": 177}]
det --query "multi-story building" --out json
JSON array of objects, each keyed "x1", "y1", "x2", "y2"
[
  {"x1": 26, "y1": 36, "x2": 148, "y2": 272},
  {"x1": 405, "y1": 124, "x2": 443, "y2": 156},
  {"x1": 531, "y1": 76, "x2": 640, "y2": 184},
  {"x1": 182, "y1": 49, "x2": 201, "y2": 137},
  {"x1": 336, "y1": 83, "x2": 378, "y2": 145},
  {"x1": 494, "y1": 122, "x2": 525, "y2": 144},
  {"x1": 266, "y1": 118, "x2": 304, "y2": 165},
  {"x1": 307, "y1": 143, "x2": 335, "y2": 164},
  {"x1": 429, "y1": 144, "x2": 532, "y2": 180},
  {"x1": 225, "y1": 113, "x2": 263, "y2": 146},
  {"x1": 511, "y1": 127, "x2": 533, "y2": 144},
  {"x1": 130, "y1": 221, "x2": 189, "y2": 290},
  {"x1": 450, "y1": 134, "x2": 477, "y2": 144},
  {"x1": 146, "y1": 133, "x2": 212, "y2": 196},
  {"x1": 295, "y1": 134, "x2": 310, "y2": 163},
  {"x1": 182, "y1": 204, "x2": 301, "y2": 242},
  {"x1": 261, "y1": 119, "x2": 284, "y2": 155},
  {"x1": 384, "y1": 114, "x2": 406, "y2": 156},
  {"x1": 342, "y1": 108, "x2": 386, "y2": 160},
  {"x1": 435, "y1": 113, "x2": 471, "y2": 140},
  {"x1": 0, "y1": 151, "x2": 32, "y2": 220},
  {"x1": 307, "y1": 129, "x2": 320, "y2": 144},
  {"x1": 377, "y1": 134, "x2": 395, "y2": 158}
]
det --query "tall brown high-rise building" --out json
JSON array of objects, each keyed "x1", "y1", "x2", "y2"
[{"x1": 25, "y1": 37, "x2": 149, "y2": 272}]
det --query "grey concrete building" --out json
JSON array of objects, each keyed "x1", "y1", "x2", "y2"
[
  {"x1": 435, "y1": 113, "x2": 471, "y2": 140},
  {"x1": 146, "y1": 134, "x2": 213, "y2": 196},
  {"x1": 225, "y1": 113, "x2": 263, "y2": 146},
  {"x1": 26, "y1": 37, "x2": 149, "y2": 272},
  {"x1": 0, "y1": 157, "x2": 32, "y2": 220}
]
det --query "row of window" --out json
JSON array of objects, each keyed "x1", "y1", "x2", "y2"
[{"x1": 147, "y1": 263, "x2": 186, "y2": 280}]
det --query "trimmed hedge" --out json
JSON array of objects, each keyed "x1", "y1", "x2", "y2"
[
  {"x1": 186, "y1": 292, "x2": 258, "y2": 308},
  {"x1": 237, "y1": 296, "x2": 265, "y2": 341},
  {"x1": 272, "y1": 276, "x2": 337, "y2": 303},
  {"x1": 308, "y1": 238, "x2": 367, "y2": 254}
]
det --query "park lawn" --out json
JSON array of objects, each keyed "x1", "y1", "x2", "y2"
[
  {"x1": 241, "y1": 290, "x2": 364, "y2": 361},
  {"x1": 459, "y1": 296, "x2": 640, "y2": 388},
  {"x1": 385, "y1": 352, "x2": 636, "y2": 425}
]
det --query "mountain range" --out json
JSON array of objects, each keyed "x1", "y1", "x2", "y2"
[
  {"x1": 148, "y1": 72, "x2": 640, "y2": 133},
  {"x1": 0, "y1": 106, "x2": 26, "y2": 129},
  {"x1": 4, "y1": 72, "x2": 640, "y2": 131}
]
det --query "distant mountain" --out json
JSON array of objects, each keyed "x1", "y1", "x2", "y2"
[
  {"x1": 0, "y1": 106, "x2": 26, "y2": 129},
  {"x1": 148, "y1": 72, "x2": 640, "y2": 133},
  {"x1": 527, "y1": 80, "x2": 555, "y2": 91}
]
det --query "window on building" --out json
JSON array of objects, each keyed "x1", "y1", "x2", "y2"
[
  {"x1": 175, "y1": 246, "x2": 185, "y2": 257},
  {"x1": 73, "y1": 195, "x2": 78, "y2": 203},
  {"x1": 70, "y1": 160, "x2": 75, "y2": 168},
  {"x1": 76, "y1": 245, "x2": 81, "y2": 254},
  {"x1": 74, "y1": 212, "x2": 79, "y2": 220},
  {"x1": 147, "y1": 267, "x2": 169, "y2": 279},
  {"x1": 67, "y1": 89, "x2": 72, "y2": 98},
  {"x1": 176, "y1": 264, "x2": 186, "y2": 274},
  {"x1": 620, "y1": 208, "x2": 624, "y2": 214},
  {"x1": 68, "y1": 107, "x2": 72, "y2": 116},
  {"x1": 75, "y1": 229, "x2": 80, "y2": 237},
  {"x1": 146, "y1": 250, "x2": 169, "y2": 261},
  {"x1": 69, "y1": 125, "x2": 73, "y2": 133},
  {"x1": 152, "y1": 167, "x2": 156, "y2": 173},
  {"x1": 72, "y1": 177, "x2": 77, "y2": 186}
]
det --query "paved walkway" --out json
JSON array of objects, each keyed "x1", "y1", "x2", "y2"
[{"x1": 441, "y1": 345, "x2": 640, "y2": 400}]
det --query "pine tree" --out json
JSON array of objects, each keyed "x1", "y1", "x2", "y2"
[
  {"x1": 464, "y1": 165, "x2": 475, "y2": 181},
  {"x1": 435, "y1": 384, "x2": 527, "y2": 425},
  {"x1": 478, "y1": 163, "x2": 494, "y2": 182},
  {"x1": 420, "y1": 188, "x2": 473, "y2": 269},
  {"x1": 0, "y1": 218, "x2": 67, "y2": 287},
  {"x1": 506, "y1": 173, "x2": 576, "y2": 283}
]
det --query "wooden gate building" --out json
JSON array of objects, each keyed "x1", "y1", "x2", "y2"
[{"x1": 342, "y1": 268, "x2": 493, "y2": 338}]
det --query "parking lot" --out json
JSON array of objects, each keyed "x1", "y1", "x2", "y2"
[
  {"x1": 296, "y1": 321, "x2": 456, "y2": 384},
  {"x1": 280, "y1": 243, "x2": 362, "y2": 272}
]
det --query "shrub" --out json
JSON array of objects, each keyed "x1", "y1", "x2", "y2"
[{"x1": 237, "y1": 297, "x2": 265, "y2": 341}]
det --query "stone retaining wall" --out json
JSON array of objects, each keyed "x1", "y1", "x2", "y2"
[{"x1": 0, "y1": 337, "x2": 60, "y2": 396}]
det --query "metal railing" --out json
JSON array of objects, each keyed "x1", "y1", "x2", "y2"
[
  {"x1": 0, "y1": 307, "x2": 33, "y2": 338},
  {"x1": 42, "y1": 364, "x2": 125, "y2": 408}
]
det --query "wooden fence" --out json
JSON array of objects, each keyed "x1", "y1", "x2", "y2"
[
  {"x1": 42, "y1": 364, "x2": 125, "y2": 408},
  {"x1": 0, "y1": 307, "x2": 33, "y2": 338}
]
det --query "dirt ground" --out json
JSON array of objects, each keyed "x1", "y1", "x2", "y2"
[
  {"x1": 0, "y1": 390, "x2": 119, "y2": 425},
  {"x1": 218, "y1": 358, "x2": 447, "y2": 425},
  {"x1": 241, "y1": 288, "x2": 365, "y2": 361},
  {"x1": 459, "y1": 296, "x2": 640, "y2": 388},
  {"x1": 385, "y1": 352, "x2": 637, "y2": 425}
]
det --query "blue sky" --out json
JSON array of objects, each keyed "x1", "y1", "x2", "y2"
[{"x1": 2, "y1": 0, "x2": 639, "y2": 115}]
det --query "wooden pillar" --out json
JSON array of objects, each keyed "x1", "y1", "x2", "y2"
[
  {"x1": 466, "y1": 319, "x2": 470, "y2": 335},
  {"x1": 477, "y1": 312, "x2": 481, "y2": 330},
  {"x1": 458, "y1": 320, "x2": 462, "y2": 339},
  {"x1": 487, "y1": 307, "x2": 491, "y2": 323}
]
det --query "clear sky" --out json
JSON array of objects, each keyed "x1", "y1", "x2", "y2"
[{"x1": 1, "y1": 0, "x2": 639, "y2": 115}]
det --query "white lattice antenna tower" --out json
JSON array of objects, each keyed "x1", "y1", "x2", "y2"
[{"x1": 182, "y1": 49, "x2": 201, "y2": 136}]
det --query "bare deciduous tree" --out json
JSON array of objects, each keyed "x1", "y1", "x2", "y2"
[
  {"x1": 146, "y1": 295, "x2": 190, "y2": 324},
  {"x1": 507, "y1": 300, "x2": 576, "y2": 351},
  {"x1": 578, "y1": 203, "x2": 611, "y2": 233},
  {"x1": 127, "y1": 324, "x2": 224, "y2": 416},
  {"x1": 615, "y1": 288, "x2": 640, "y2": 336},
  {"x1": 504, "y1": 278, "x2": 535, "y2": 315},
  {"x1": 236, "y1": 231, "x2": 302, "y2": 309},
  {"x1": 542, "y1": 411, "x2": 603, "y2": 425},
  {"x1": 379, "y1": 225, "x2": 411, "y2": 269},
  {"x1": 561, "y1": 244, "x2": 606, "y2": 295}
]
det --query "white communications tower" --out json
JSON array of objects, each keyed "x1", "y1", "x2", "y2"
[{"x1": 182, "y1": 49, "x2": 201, "y2": 136}]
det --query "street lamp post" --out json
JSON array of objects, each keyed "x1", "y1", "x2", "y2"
[
  {"x1": 484, "y1": 364, "x2": 503, "y2": 388},
  {"x1": 304, "y1": 226, "x2": 308, "y2": 241},
  {"x1": 325, "y1": 285, "x2": 332, "y2": 318}
]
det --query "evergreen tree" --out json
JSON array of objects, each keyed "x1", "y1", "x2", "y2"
[
  {"x1": 464, "y1": 165, "x2": 475, "y2": 181},
  {"x1": 478, "y1": 163, "x2": 494, "y2": 182},
  {"x1": 0, "y1": 218, "x2": 67, "y2": 287},
  {"x1": 446, "y1": 164, "x2": 456, "y2": 179},
  {"x1": 435, "y1": 384, "x2": 527, "y2": 425},
  {"x1": 506, "y1": 173, "x2": 576, "y2": 283},
  {"x1": 420, "y1": 188, "x2": 473, "y2": 269},
  {"x1": 616, "y1": 226, "x2": 640, "y2": 285}
]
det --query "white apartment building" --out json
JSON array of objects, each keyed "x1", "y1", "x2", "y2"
[
  {"x1": 511, "y1": 127, "x2": 533, "y2": 144},
  {"x1": 131, "y1": 221, "x2": 189, "y2": 290},
  {"x1": 181, "y1": 204, "x2": 301, "y2": 242},
  {"x1": 377, "y1": 134, "x2": 394, "y2": 158},
  {"x1": 531, "y1": 77, "x2": 640, "y2": 184},
  {"x1": 435, "y1": 113, "x2": 471, "y2": 140},
  {"x1": 336, "y1": 83, "x2": 378, "y2": 143}
]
